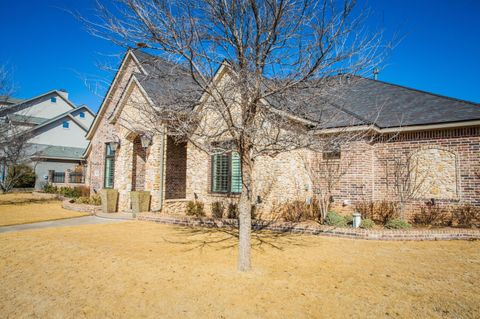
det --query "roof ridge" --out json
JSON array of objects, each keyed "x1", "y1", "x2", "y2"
[{"x1": 357, "y1": 76, "x2": 479, "y2": 106}]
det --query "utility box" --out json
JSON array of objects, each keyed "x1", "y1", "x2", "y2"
[
  {"x1": 352, "y1": 212, "x2": 362, "y2": 228},
  {"x1": 131, "y1": 191, "x2": 151, "y2": 216},
  {"x1": 100, "y1": 189, "x2": 119, "y2": 213}
]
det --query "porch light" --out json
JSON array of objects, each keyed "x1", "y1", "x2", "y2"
[
  {"x1": 110, "y1": 141, "x2": 120, "y2": 151},
  {"x1": 140, "y1": 135, "x2": 152, "y2": 148}
]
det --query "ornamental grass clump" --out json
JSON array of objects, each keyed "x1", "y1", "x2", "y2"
[
  {"x1": 186, "y1": 201, "x2": 205, "y2": 217},
  {"x1": 211, "y1": 201, "x2": 225, "y2": 218}
]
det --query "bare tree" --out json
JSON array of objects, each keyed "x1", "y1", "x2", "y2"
[
  {"x1": 82, "y1": 0, "x2": 390, "y2": 271},
  {"x1": 303, "y1": 140, "x2": 354, "y2": 222},
  {"x1": 0, "y1": 65, "x2": 35, "y2": 193},
  {"x1": 382, "y1": 155, "x2": 427, "y2": 220}
]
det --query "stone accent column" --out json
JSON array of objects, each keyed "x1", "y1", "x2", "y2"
[{"x1": 65, "y1": 169, "x2": 71, "y2": 185}]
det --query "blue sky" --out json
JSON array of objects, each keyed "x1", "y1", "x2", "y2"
[{"x1": 1, "y1": 0, "x2": 479, "y2": 112}]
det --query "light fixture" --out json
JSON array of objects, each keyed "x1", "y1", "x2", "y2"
[
  {"x1": 140, "y1": 135, "x2": 152, "y2": 148},
  {"x1": 110, "y1": 141, "x2": 120, "y2": 151}
]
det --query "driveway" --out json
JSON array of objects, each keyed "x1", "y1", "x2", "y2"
[{"x1": 0, "y1": 216, "x2": 127, "y2": 233}]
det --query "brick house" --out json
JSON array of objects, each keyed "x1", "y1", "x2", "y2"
[{"x1": 84, "y1": 50, "x2": 480, "y2": 217}]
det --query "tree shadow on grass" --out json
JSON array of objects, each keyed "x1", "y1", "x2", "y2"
[{"x1": 160, "y1": 223, "x2": 313, "y2": 253}]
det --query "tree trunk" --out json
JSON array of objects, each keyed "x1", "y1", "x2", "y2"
[{"x1": 237, "y1": 157, "x2": 253, "y2": 272}]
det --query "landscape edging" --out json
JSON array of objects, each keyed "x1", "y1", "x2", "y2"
[
  {"x1": 61, "y1": 200, "x2": 100, "y2": 215},
  {"x1": 137, "y1": 213, "x2": 480, "y2": 241}
]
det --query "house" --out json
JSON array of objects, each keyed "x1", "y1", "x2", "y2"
[
  {"x1": 84, "y1": 50, "x2": 480, "y2": 217},
  {"x1": 0, "y1": 90, "x2": 95, "y2": 189}
]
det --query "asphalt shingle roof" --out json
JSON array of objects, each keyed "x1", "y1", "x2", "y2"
[
  {"x1": 132, "y1": 51, "x2": 202, "y2": 110},
  {"x1": 131, "y1": 50, "x2": 480, "y2": 129},
  {"x1": 30, "y1": 144, "x2": 86, "y2": 160}
]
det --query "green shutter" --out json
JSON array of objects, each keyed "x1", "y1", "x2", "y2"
[
  {"x1": 104, "y1": 144, "x2": 115, "y2": 188},
  {"x1": 212, "y1": 153, "x2": 229, "y2": 192},
  {"x1": 230, "y1": 152, "x2": 242, "y2": 193}
]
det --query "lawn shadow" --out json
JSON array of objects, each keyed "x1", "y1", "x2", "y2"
[{"x1": 160, "y1": 221, "x2": 313, "y2": 253}]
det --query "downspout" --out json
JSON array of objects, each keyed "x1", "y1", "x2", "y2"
[{"x1": 157, "y1": 125, "x2": 166, "y2": 212}]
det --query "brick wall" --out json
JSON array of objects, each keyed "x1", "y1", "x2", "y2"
[
  {"x1": 181, "y1": 127, "x2": 480, "y2": 218},
  {"x1": 165, "y1": 137, "x2": 187, "y2": 199}
]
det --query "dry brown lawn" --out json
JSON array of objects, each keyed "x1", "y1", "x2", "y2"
[
  {"x1": 0, "y1": 222, "x2": 479, "y2": 318},
  {"x1": 0, "y1": 193, "x2": 88, "y2": 226}
]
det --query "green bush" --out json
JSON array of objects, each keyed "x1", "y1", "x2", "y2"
[
  {"x1": 360, "y1": 218, "x2": 375, "y2": 229},
  {"x1": 211, "y1": 201, "x2": 225, "y2": 218},
  {"x1": 42, "y1": 184, "x2": 90, "y2": 198},
  {"x1": 186, "y1": 201, "x2": 205, "y2": 217},
  {"x1": 385, "y1": 219, "x2": 411, "y2": 229},
  {"x1": 325, "y1": 211, "x2": 347, "y2": 227},
  {"x1": 43, "y1": 183, "x2": 58, "y2": 194},
  {"x1": 227, "y1": 203, "x2": 239, "y2": 219}
]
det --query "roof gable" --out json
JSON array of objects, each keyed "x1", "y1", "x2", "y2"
[{"x1": 85, "y1": 50, "x2": 147, "y2": 140}]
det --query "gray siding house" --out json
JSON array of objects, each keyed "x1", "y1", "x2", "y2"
[{"x1": 0, "y1": 90, "x2": 94, "y2": 189}]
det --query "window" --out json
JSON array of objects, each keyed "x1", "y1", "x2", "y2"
[
  {"x1": 322, "y1": 143, "x2": 341, "y2": 160},
  {"x1": 79, "y1": 112, "x2": 85, "y2": 118},
  {"x1": 211, "y1": 151, "x2": 242, "y2": 193},
  {"x1": 104, "y1": 143, "x2": 116, "y2": 188},
  {"x1": 62, "y1": 121, "x2": 69, "y2": 129},
  {"x1": 51, "y1": 97, "x2": 57, "y2": 103}
]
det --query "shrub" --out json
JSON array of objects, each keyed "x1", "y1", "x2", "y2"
[
  {"x1": 74, "y1": 195, "x2": 101, "y2": 205},
  {"x1": 355, "y1": 200, "x2": 399, "y2": 225},
  {"x1": 277, "y1": 199, "x2": 319, "y2": 222},
  {"x1": 325, "y1": 211, "x2": 347, "y2": 227},
  {"x1": 90, "y1": 195, "x2": 102, "y2": 206},
  {"x1": 345, "y1": 214, "x2": 354, "y2": 226},
  {"x1": 360, "y1": 218, "x2": 375, "y2": 229},
  {"x1": 186, "y1": 201, "x2": 205, "y2": 217},
  {"x1": 58, "y1": 187, "x2": 82, "y2": 198},
  {"x1": 211, "y1": 201, "x2": 225, "y2": 218},
  {"x1": 227, "y1": 203, "x2": 239, "y2": 219},
  {"x1": 7, "y1": 164, "x2": 36, "y2": 188},
  {"x1": 355, "y1": 200, "x2": 375, "y2": 220},
  {"x1": 75, "y1": 196, "x2": 90, "y2": 204},
  {"x1": 43, "y1": 183, "x2": 58, "y2": 194},
  {"x1": 43, "y1": 185, "x2": 90, "y2": 198},
  {"x1": 385, "y1": 219, "x2": 411, "y2": 229},
  {"x1": 375, "y1": 201, "x2": 400, "y2": 225},
  {"x1": 413, "y1": 204, "x2": 450, "y2": 226},
  {"x1": 452, "y1": 204, "x2": 480, "y2": 228}
]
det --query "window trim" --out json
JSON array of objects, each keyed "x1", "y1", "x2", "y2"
[
  {"x1": 103, "y1": 143, "x2": 116, "y2": 189},
  {"x1": 210, "y1": 151, "x2": 242, "y2": 195}
]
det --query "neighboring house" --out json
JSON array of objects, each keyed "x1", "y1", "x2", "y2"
[
  {"x1": 84, "y1": 50, "x2": 480, "y2": 217},
  {"x1": 0, "y1": 90, "x2": 94, "y2": 189}
]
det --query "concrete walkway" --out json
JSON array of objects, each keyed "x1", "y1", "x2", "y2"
[{"x1": 0, "y1": 216, "x2": 127, "y2": 233}]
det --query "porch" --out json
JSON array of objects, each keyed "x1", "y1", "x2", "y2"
[{"x1": 108, "y1": 132, "x2": 187, "y2": 213}]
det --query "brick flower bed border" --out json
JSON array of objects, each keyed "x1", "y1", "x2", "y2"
[
  {"x1": 61, "y1": 200, "x2": 101, "y2": 215},
  {"x1": 137, "y1": 213, "x2": 480, "y2": 241}
]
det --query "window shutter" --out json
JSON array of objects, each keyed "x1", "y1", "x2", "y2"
[
  {"x1": 212, "y1": 153, "x2": 229, "y2": 193},
  {"x1": 230, "y1": 152, "x2": 242, "y2": 193}
]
